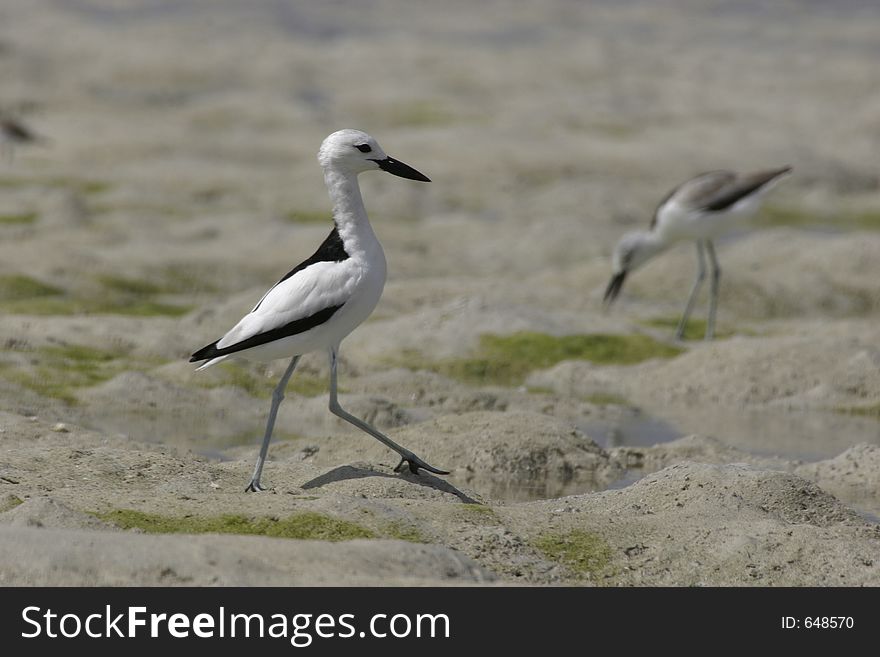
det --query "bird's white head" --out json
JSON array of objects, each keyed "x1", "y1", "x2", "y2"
[
  {"x1": 603, "y1": 230, "x2": 668, "y2": 306},
  {"x1": 317, "y1": 129, "x2": 430, "y2": 181}
]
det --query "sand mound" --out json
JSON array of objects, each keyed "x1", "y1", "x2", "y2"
[
  {"x1": 0, "y1": 496, "x2": 117, "y2": 531},
  {"x1": 309, "y1": 410, "x2": 622, "y2": 501},
  {"x1": 796, "y1": 444, "x2": 880, "y2": 519},
  {"x1": 511, "y1": 462, "x2": 880, "y2": 585},
  {"x1": 0, "y1": 527, "x2": 494, "y2": 586},
  {"x1": 2, "y1": 414, "x2": 879, "y2": 585}
]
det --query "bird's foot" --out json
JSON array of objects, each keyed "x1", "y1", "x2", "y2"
[
  {"x1": 394, "y1": 452, "x2": 450, "y2": 476},
  {"x1": 245, "y1": 479, "x2": 267, "y2": 493}
]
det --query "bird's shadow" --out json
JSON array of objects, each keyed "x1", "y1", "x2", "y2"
[{"x1": 301, "y1": 464, "x2": 481, "y2": 505}]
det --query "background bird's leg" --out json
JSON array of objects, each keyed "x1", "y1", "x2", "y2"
[
  {"x1": 675, "y1": 241, "x2": 707, "y2": 340},
  {"x1": 327, "y1": 346, "x2": 449, "y2": 476},
  {"x1": 246, "y1": 355, "x2": 300, "y2": 492},
  {"x1": 705, "y1": 240, "x2": 721, "y2": 340}
]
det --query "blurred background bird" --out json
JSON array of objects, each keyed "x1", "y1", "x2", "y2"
[
  {"x1": 0, "y1": 112, "x2": 49, "y2": 164},
  {"x1": 604, "y1": 167, "x2": 792, "y2": 340}
]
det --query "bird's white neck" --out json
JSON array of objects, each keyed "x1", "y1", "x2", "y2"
[
  {"x1": 323, "y1": 167, "x2": 380, "y2": 257},
  {"x1": 629, "y1": 230, "x2": 671, "y2": 271}
]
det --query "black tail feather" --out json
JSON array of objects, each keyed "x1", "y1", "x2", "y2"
[{"x1": 189, "y1": 340, "x2": 220, "y2": 363}]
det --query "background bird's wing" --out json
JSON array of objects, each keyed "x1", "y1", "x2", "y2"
[
  {"x1": 693, "y1": 168, "x2": 791, "y2": 212},
  {"x1": 672, "y1": 171, "x2": 740, "y2": 210},
  {"x1": 649, "y1": 171, "x2": 735, "y2": 228}
]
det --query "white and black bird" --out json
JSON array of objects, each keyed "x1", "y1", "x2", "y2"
[
  {"x1": 191, "y1": 129, "x2": 447, "y2": 491},
  {"x1": 604, "y1": 166, "x2": 792, "y2": 340}
]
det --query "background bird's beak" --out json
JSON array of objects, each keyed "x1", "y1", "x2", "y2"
[
  {"x1": 371, "y1": 156, "x2": 431, "y2": 182},
  {"x1": 603, "y1": 271, "x2": 627, "y2": 307}
]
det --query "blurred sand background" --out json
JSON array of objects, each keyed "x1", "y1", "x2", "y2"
[{"x1": 1, "y1": 0, "x2": 879, "y2": 585}]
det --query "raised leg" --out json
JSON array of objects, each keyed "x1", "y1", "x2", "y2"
[
  {"x1": 675, "y1": 241, "x2": 707, "y2": 341},
  {"x1": 327, "y1": 346, "x2": 449, "y2": 475},
  {"x1": 705, "y1": 240, "x2": 721, "y2": 340},
  {"x1": 245, "y1": 355, "x2": 301, "y2": 492}
]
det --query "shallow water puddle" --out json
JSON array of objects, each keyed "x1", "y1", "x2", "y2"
[
  {"x1": 578, "y1": 412, "x2": 681, "y2": 450},
  {"x1": 77, "y1": 392, "x2": 880, "y2": 505},
  {"x1": 654, "y1": 405, "x2": 880, "y2": 462},
  {"x1": 449, "y1": 405, "x2": 880, "y2": 503}
]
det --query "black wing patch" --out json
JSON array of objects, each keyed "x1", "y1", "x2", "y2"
[
  {"x1": 701, "y1": 167, "x2": 792, "y2": 212},
  {"x1": 190, "y1": 304, "x2": 344, "y2": 362},
  {"x1": 251, "y1": 226, "x2": 349, "y2": 312},
  {"x1": 190, "y1": 226, "x2": 350, "y2": 362}
]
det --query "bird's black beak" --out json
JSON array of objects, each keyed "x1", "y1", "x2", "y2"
[
  {"x1": 371, "y1": 157, "x2": 431, "y2": 182},
  {"x1": 603, "y1": 271, "x2": 627, "y2": 308}
]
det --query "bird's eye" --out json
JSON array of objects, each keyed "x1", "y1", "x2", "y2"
[{"x1": 355, "y1": 144, "x2": 372, "y2": 153}]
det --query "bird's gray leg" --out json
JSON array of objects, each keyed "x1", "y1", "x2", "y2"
[
  {"x1": 245, "y1": 355, "x2": 300, "y2": 492},
  {"x1": 705, "y1": 240, "x2": 721, "y2": 341},
  {"x1": 675, "y1": 241, "x2": 707, "y2": 340},
  {"x1": 327, "y1": 346, "x2": 449, "y2": 476}
]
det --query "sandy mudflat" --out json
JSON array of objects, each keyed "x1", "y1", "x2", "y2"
[{"x1": 1, "y1": 0, "x2": 879, "y2": 585}]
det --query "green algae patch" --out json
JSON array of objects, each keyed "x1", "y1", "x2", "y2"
[
  {"x1": 93, "y1": 274, "x2": 193, "y2": 316},
  {"x1": 195, "y1": 362, "x2": 329, "y2": 399},
  {"x1": 457, "y1": 503, "x2": 500, "y2": 524},
  {"x1": 761, "y1": 205, "x2": 824, "y2": 228},
  {"x1": 848, "y1": 210, "x2": 880, "y2": 230},
  {"x1": 0, "y1": 297, "x2": 74, "y2": 315},
  {"x1": 0, "y1": 211, "x2": 38, "y2": 225},
  {"x1": 94, "y1": 299, "x2": 192, "y2": 317},
  {"x1": 287, "y1": 374, "x2": 331, "y2": 397},
  {"x1": 534, "y1": 530, "x2": 613, "y2": 576},
  {"x1": 45, "y1": 344, "x2": 120, "y2": 363},
  {"x1": 0, "y1": 176, "x2": 111, "y2": 194},
  {"x1": 98, "y1": 275, "x2": 164, "y2": 297},
  {"x1": 196, "y1": 362, "x2": 274, "y2": 398},
  {"x1": 583, "y1": 392, "x2": 630, "y2": 407},
  {"x1": 96, "y1": 510, "x2": 376, "y2": 541},
  {"x1": 77, "y1": 180, "x2": 112, "y2": 195},
  {"x1": 221, "y1": 430, "x2": 304, "y2": 449},
  {"x1": 0, "y1": 275, "x2": 63, "y2": 301},
  {"x1": 91, "y1": 201, "x2": 188, "y2": 219},
  {"x1": 155, "y1": 263, "x2": 223, "y2": 295},
  {"x1": 0, "y1": 274, "x2": 191, "y2": 317},
  {"x1": 835, "y1": 403, "x2": 880, "y2": 420},
  {"x1": 761, "y1": 205, "x2": 880, "y2": 231},
  {"x1": 397, "y1": 332, "x2": 682, "y2": 386},
  {"x1": 642, "y1": 316, "x2": 736, "y2": 341},
  {"x1": 0, "y1": 343, "x2": 160, "y2": 404},
  {"x1": 0, "y1": 495, "x2": 24, "y2": 512},
  {"x1": 460, "y1": 503, "x2": 495, "y2": 516},
  {"x1": 383, "y1": 521, "x2": 430, "y2": 543},
  {"x1": 49, "y1": 177, "x2": 112, "y2": 195}
]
